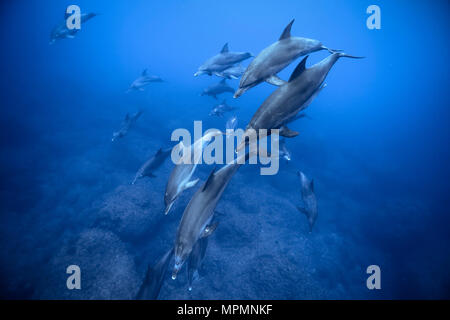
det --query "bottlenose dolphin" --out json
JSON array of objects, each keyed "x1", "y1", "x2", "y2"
[
  {"x1": 209, "y1": 100, "x2": 238, "y2": 117},
  {"x1": 236, "y1": 52, "x2": 363, "y2": 151},
  {"x1": 297, "y1": 171, "x2": 318, "y2": 232},
  {"x1": 127, "y1": 69, "x2": 163, "y2": 92},
  {"x1": 171, "y1": 150, "x2": 256, "y2": 279},
  {"x1": 135, "y1": 248, "x2": 174, "y2": 300},
  {"x1": 194, "y1": 43, "x2": 253, "y2": 77},
  {"x1": 50, "y1": 12, "x2": 97, "y2": 44},
  {"x1": 164, "y1": 130, "x2": 223, "y2": 215},
  {"x1": 214, "y1": 64, "x2": 245, "y2": 80},
  {"x1": 226, "y1": 116, "x2": 238, "y2": 131},
  {"x1": 279, "y1": 139, "x2": 291, "y2": 162},
  {"x1": 187, "y1": 237, "x2": 209, "y2": 291},
  {"x1": 112, "y1": 110, "x2": 143, "y2": 142},
  {"x1": 132, "y1": 147, "x2": 172, "y2": 184},
  {"x1": 201, "y1": 79, "x2": 234, "y2": 99},
  {"x1": 234, "y1": 19, "x2": 340, "y2": 98}
]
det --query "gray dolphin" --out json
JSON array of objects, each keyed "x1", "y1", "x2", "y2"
[
  {"x1": 209, "y1": 100, "x2": 238, "y2": 117},
  {"x1": 234, "y1": 19, "x2": 341, "y2": 98},
  {"x1": 164, "y1": 130, "x2": 222, "y2": 215},
  {"x1": 50, "y1": 12, "x2": 97, "y2": 44},
  {"x1": 171, "y1": 150, "x2": 255, "y2": 280},
  {"x1": 194, "y1": 43, "x2": 253, "y2": 77},
  {"x1": 112, "y1": 110, "x2": 143, "y2": 142},
  {"x1": 187, "y1": 237, "x2": 209, "y2": 291},
  {"x1": 279, "y1": 139, "x2": 291, "y2": 162},
  {"x1": 236, "y1": 52, "x2": 363, "y2": 152},
  {"x1": 214, "y1": 64, "x2": 246, "y2": 80},
  {"x1": 201, "y1": 79, "x2": 234, "y2": 99},
  {"x1": 135, "y1": 248, "x2": 174, "y2": 300},
  {"x1": 127, "y1": 69, "x2": 163, "y2": 92},
  {"x1": 132, "y1": 147, "x2": 172, "y2": 184},
  {"x1": 297, "y1": 171, "x2": 318, "y2": 232}
]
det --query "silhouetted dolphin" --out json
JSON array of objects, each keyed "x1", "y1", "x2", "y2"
[
  {"x1": 50, "y1": 12, "x2": 97, "y2": 44},
  {"x1": 236, "y1": 52, "x2": 363, "y2": 151},
  {"x1": 234, "y1": 19, "x2": 340, "y2": 98},
  {"x1": 171, "y1": 150, "x2": 255, "y2": 279},
  {"x1": 187, "y1": 237, "x2": 209, "y2": 291},
  {"x1": 112, "y1": 110, "x2": 143, "y2": 142},
  {"x1": 132, "y1": 147, "x2": 172, "y2": 184},
  {"x1": 214, "y1": 64, "x2": 245, "y2": 80},
  {"x1": 297, "y1": 171, "x2": 318, "y2": 232},
  {"x1": 209, "y1": 100, "x2": 238, "y2": 117},
  {"x1": 201, "y1": 79, "x2": 234, "y2": 99},
  {"x1": 164, "y1": 130, "x2": 223, "y2": 215},
  {"x1": 194, "y1": 43, "x2": 253, "y2": 77},
  {"x1": 127, "y1": 69, "x2": 163, "y2": 92},
  {"x1": 135, "y1": 248, "x2": 174, "y2": 300}
]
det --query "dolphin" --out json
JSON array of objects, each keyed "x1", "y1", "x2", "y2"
[
  {"x1": 226, "y1": 116, "x2": 238, "y2": 131},
  {"x1": 297, "y1": 171, "x2": 318, "y2": 232},
  {"x1": 187, "y1": 237, "x2": 209, "y2": 291},
  {"x1": 201, "y1": 79, "x2": 234, "y2": 99},
  {"x1": 50, "y1": 12, "x2": 97, "y2": 44},
  {"x1": 194, "y1": 43, "x2": 253, "y2": 77},
  {"x1": 132, "y1": 147, "x2": 172, "y2": 184},
  {"x1": 209, "y1": 100, "x2": 238, "y2": 117},
  {"x1": 135, "y1": 248, "x2": 174, "y2": 300},
  {"x1": 279, "y1": 139, "x2": 291, "y2": 162},
  {"x1": 214, "y1": 64, "x2": 246, "y2": 80},
  {"x1": 171, "y1": 150, "x2": 256, "y2": 280},
  {"x1": 112, "y1": 110, "x2": 143, "y2": 142},
  {"x1": 234, "y1": 19, "x2": 341, "y2": 98},
  {"x1": 164, "y1": 130, "x2": 223, "y2": 215},
  {"x1": 127, "y1": 69, "x2": 163, "y2": 92},
  {"x1": 236, "y1": 52, "x2": 363, "y2": 152}
]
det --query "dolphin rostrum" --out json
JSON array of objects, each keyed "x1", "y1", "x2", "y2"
[
  {"x1": 209, "y1": 100, "x2": 238, "y2": 117},
  {"x1": 201, "y1": 79, "x2": 235, "y2": 99},
  {"x1": 234, "y1": 19, "x2": 341, "y2": 98},
  {"x1": 187, "y1": 237, "x2": 209, "y2": 291},
  {"x1": 50, "y1": 12, "x2": 97, "y2": 44},
  {"x1": 297, "y1": 171, "x2": 318, "y2": 232},
  {"x1": 164, "y1": 130, "x2": 223, "y2": 215},
  {"x1": 112, "y1": 110, "x2": 143, "y2": 142},
  {"x1": 236, "y1": 52, "x2": 363, "y2": 152},
  {"x1": 171, "y1": 150, "x2": 257, "y2": 280},
  {"x1": 132, "y1": 147, "x2": 172, "y2": 184},
  {"x1": 194, "y1": 43, "x2": 253, "y2": 77},
  {"x1": 135, "y1": 248, "x2": 174, "y2": 300},
  {"x1": 127, "y1": 69, "x2": 163, "y2": 92}
]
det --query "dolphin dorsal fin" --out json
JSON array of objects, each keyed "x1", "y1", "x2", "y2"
[
  {"x1": 202, "y1": 167, "x2": 217, "y2": 192},
  {"x1": 142, "y1": 69, "x2": 148, "y2": 76},
  {"x1": 279, "y1": 19, "x2": 295, "y2": 40},
  {"x1": 220, "y1": 43, "x2": 229, "y2": 53},
  {"x1": 289, "y1": 56, "x2": 308, "y2": 82}
]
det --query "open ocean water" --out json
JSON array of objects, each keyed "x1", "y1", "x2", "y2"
[{"x1": 0, "y1": 0, "x2": 449, "y2": 299}]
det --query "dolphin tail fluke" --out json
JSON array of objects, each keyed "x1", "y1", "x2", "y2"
[{"x1": 338, "y1": 53, "x2": 365, "y2": 59}]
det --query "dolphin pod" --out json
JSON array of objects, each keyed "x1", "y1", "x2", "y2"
[{"x1": 234, "y1": 19, "x2": 340, "y2": 98}]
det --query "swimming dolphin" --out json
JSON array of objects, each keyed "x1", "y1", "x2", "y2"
[
  {"x1": 234, "y1": 19, "x2": 341, "y2": 98},
  {"x1": 171, "y1": 150, "x2": 256, "y2": 280},
  {"x1": 209, "y1": 100, "x2": 238, "y2": 117},
  {"x1": 226, "y1": 116, "x2": 238, "y2": 131},
  {"x1": 112, "y1": 110, "x2": 143, "y2": 142},
  {"x1": 164, "y1": 130, "x2": 223, "y2": 215},
  {"x1": 297, "y1": 171, "x2": 318, "y2": 232},
  {"x1": 187, "y1": 237, "x2": 209, "y2": 291},
  {"x1": 214, "y1": 64, "x2": 246, "y2": 80},
  {"x1": 135, "y1": 248, "x2": 174, "y2": 300},
  {"x1": 279, "y1": 139, "x2": 291, "y2": 162},
  {"x1": 194, "y1": 43, "x2": 253, "y2": 77},
  {"x1": 201, "y1": 79, "x2": 234, "y2": 99},
  {"x1": 132, "y1": 147, "x2": 172, "y2": 184},
  {"x1": 236, "y1": 52, "x2": 363, "y2": 152},
  {"x1": 127, "y1": 69, "x2": 163, "y2": 92},
  {"x1": 50, "y1": 12, "x2": 97, "y2": 44}
]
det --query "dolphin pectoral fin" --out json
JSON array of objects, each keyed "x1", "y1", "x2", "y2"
[
  {"x1": 297, "y1": 206, "x2": 307, "y2": 215},
  {"x1": 184, "y1": 178, "x2": 199, "y2": 190},
  {"x1": 279, "y1": 126, "x2": 299, "y2": 138},
  {"x1": 164, "y1": 202, "x2": 174, "y2": 215},
  {"x1": 200, "y1": 222, "x2": 219, "y2": 238},
  {"x1": 266, "y1": 75, "x2": 286, "y2": 86}
]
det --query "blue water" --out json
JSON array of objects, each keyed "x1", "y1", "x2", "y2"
[{"x1": 0, "y1": 0, "x2": 449, "y2": 299}]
